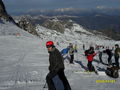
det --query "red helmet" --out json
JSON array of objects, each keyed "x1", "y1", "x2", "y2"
[{"x1": 46, "y1": 41, "x2": 54, "y2": 46}]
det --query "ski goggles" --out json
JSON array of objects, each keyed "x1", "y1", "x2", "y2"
[{"x1": 46, "y1": 45, "x2": 52, "y2": 48}]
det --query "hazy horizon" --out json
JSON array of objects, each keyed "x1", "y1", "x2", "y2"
[{"x1": 3, "y1": 0, "x2": 120, "y2": 14}]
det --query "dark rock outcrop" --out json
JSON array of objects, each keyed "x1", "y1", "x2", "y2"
[
  {"x1": 0, "y1": 0, "x2": 39, "y2": 36},
  {"x1": 17, "y1": 16, "x2": 39, "y2": 36},
  {"x1": 0, "y1": 0, "x2": 16, "y2": 23}
]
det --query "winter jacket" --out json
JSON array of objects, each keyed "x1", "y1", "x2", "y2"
[
  {"x1": 61, "y1": 48, "x2": 69, "y2": 55},
  {"x1": 85, "y1": 50, "x2": 97, "y2": 62},
  {"x1": 49, "y1": 48, "x2": 65, "y2": 72},
  {"x1": 87, "y1": 53, "x2": 97, "y2": 62},
  {"x1": 69, "y1": 47, "x2": 74, "y2": 55},
  {"x1": 114, "y1": 48, "x2": 120, "y2": 56},
  {"x1": 103, "y1": 49, "x2": 112, "y2": 56}
]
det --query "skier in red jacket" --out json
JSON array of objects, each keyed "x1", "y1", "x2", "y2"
[{"x1": 85, "y1": 47, "x2": 97, "y2": 72}]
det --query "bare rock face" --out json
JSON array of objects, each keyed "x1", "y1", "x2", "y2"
[
  {"x1": 0, "y1": 0, "x2": 39, "y2": 36},
  {"x1": 0, "y1": 0, "x2": 6, "y2": 16},
  {"x1": 0, "y1": 0, "x2": 15, "y2": 23},
  {"x1": 18, "y1": 16, "x2": 39, "y2": 36},
  {"x1": 42, "y1": 18, "x2": 73, "y2": 33}
]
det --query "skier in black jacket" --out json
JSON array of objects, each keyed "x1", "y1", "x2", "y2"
[
  {"x1": 46, "y1": 41, "x2": 71, "y2": 90},
  {"x1": 103, "y1": 48, "x2": 113, "y2": 65}
]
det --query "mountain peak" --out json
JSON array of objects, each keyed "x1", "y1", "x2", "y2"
[{"x1": 0, "y1": 0, "x2": 15, "y2": 23}]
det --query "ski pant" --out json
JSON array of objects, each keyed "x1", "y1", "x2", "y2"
[
  {"x1": 87, "y1": 61, "x2": 95, "y2": 71},
  {"x1": 114, "y1": 55, "x2": 119, "y2": 68},
  {"x1": 70, "y1": 55, "x2": 74, "y2": 63},
  {"x1": 108, "y1": 55, "x2": 112, "y2": 65},
  {"x1": 46, "y1": 69, "x2": 71, "y2": 90},
  {"x1": 99, "y1": 52, "x2": 103, "y2": 63}
]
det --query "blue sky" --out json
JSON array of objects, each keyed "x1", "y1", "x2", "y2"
[{"x1": 3, "y1": 0, "x2": 120, "y2": 13}]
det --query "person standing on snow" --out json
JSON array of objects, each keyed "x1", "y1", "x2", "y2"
[
  {"x1": 83, "y1": 44, "x2": 85, "y2": 50},
  {"x1": 46, "y1": 41, "x2": 71, "y2": 90},
  {"x1": 114, "y1": 44, "x2": 120, "y2": 68},
  {"x1": 68, "y1": 43, "x2": 74, "y2": 64},
  {"x1": 98, "y1": 46, "x2": 104, "y2": 63},
  {"x1": 85, "y1": 47, "x2": 97, "y2": 72},
  {"x1": 103, "y1": 48, "x2": 113, "y2": 65},
  {"x1": 74, "y1": 44, "x2": 78, "y2": 53}
]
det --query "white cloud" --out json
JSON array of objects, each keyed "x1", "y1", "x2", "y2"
[{"x1": 96, "y1": 6, "x2": 107, "y2": 9}]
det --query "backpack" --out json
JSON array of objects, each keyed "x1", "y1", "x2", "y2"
[{"x1": 61, "y1": 48, "x2": 69, "y2": 55}]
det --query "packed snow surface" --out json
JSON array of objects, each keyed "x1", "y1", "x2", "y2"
[{"x1": 0, "y1": 23, "x2": 120, "y2": 90}]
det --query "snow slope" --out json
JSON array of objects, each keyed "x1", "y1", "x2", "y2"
[{"x1": 0, "y1": 22, "x2": 120, "y2": 90}]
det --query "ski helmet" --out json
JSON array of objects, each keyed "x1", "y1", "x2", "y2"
[
  {"x1": 115, "y1": 44, "x2": 119, "y2": 48},
  {"x1": 90, "y1": 46, "x2": 94, "y2": 50},
  {"x1": 46, "y1": 41, "x2": 54, "y2": 48},
  {"x1": 115, "y1": 44, "x2": 119, "y2": 46}
]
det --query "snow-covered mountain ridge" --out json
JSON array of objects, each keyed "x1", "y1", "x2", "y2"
[{"x1": 36, "y1": 22, "x2": 115, "y2": 47}]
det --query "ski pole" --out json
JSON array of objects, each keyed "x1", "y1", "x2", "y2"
[{"x1": 43, "y1": 82, "x2": 47, "y2": 90}]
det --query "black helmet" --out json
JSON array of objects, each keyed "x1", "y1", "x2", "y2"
[
  {"x1": 115, "y1": 44, "x2": 119, "y2": 47},
  {"x1": 90, "y1": 47, "x2": 94, "y2": 50}
]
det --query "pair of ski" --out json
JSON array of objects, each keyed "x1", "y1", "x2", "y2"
[
  {"x1": 82, "y1": 66, "x2": 99, "y2": 75},
  {"x1": 86, "y1": 70, "x2": 98, "y2": 75},
  {"x1": 74, "y1": 69, "x2": 99, "y2": 75}
]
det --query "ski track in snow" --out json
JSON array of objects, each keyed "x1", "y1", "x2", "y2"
[
  {"x1": 0, "y1": 36, "x2": 120, "y2": 90},
  {"x1": 0, "y1": 23, "x2": 120, "y2": 90}
]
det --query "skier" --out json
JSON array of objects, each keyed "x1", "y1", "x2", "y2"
[
  {"x1": 46, "y1": 41, "x2": 71, "y2": 90},
  {"x1": 85, "y1": 47, "x2": 97, "y2": 72},
  {"x1": 74, "y1": 44, "x2": 78, "y2": 53},
  {"x1": 103, "y1": 48, "x2": 113, "y2": 65},
  {"x1": 98, "y1": 46, "x2": 104, "y2": 63},
  {"x1": 83, "y1": 44, "x2": 85, "y2": 50},
  {"x1": 68, "y1": 43, "x2": 74, "y2": 64},
  {"x1": 114, "y1": 44, "x2": 120, "y2": 69}
]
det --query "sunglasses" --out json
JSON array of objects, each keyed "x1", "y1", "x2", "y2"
[{"x1": 46, "y1": 45, "x2": 52, "y2": 48}]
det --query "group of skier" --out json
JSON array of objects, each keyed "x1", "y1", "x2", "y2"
[
  {"x1": 98, "y1": 44, "x2": 120, "y2": 68},
  {"x1": 85, "y1": 44, "x2": 120, "y2": 69},
  {"x1": 45, "y1": 41, "x2": 120, "y2": 90}
]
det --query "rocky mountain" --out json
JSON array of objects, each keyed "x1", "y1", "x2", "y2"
[
  {"x1": 2, "y1": 0, "x2": 119, "y2": 41},
  {"x1": 14, "y1": 14, "x2": 120, "y2": 40},
  {"x1": 42, "y1": 18, "x2": 73, "y2": 33},
  {"x1": 16, "y1": 15, "x2": 39, "y2": 36},
  {"x1": 16, "y1": 8, "x2": 120, "y2": 39},
  {"x1": 0, "y1": 0, "x2": 15, "y2": 23},
  {"x1": 0, "y1": 0, "x2": 39, "y2": 36}
]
